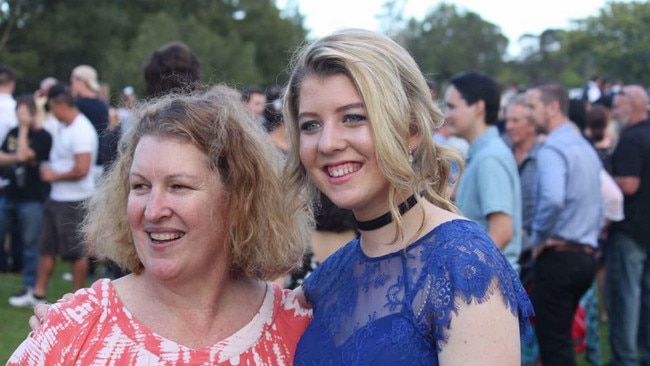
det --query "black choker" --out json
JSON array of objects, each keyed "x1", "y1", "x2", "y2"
[{"x1": 354, "y1": 195, "x2": 418, "y2": 231}]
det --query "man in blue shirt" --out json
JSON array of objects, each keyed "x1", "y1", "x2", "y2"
[
  {"x1": 527, "y1": 80, "x2": 602, "y2": 366},
  {"x1": 504, "y1": 93, "x2": 542, "y2": 285},
  {"x1": 444, "y1": 71, "x2": 522, "y2": 273}
]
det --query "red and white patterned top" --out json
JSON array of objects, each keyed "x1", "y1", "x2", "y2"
[{"x1": 8, "y1": 279, "x2": 312, "y2": 365}]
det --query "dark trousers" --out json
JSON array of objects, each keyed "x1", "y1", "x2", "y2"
[{"x1": 532, "y1": 249, "x2": 598, "y2": 366}]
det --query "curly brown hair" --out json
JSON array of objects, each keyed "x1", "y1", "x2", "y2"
[{"x1": 83, "y1": 85, "x2": 313, "y2": 280}]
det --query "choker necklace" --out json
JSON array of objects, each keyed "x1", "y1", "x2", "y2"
[{"x1": 354, "y1": 195, "x2": 418, "y2": 231}]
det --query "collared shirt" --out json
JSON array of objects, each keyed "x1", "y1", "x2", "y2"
[
  {"x1": 508, "y1": 140, "x2": 541, "y2": 252},
  {"x1": 531, "y1": 123, "x2": 602, "y2": 247},
  {"x1": 456, "y1": 126, "x2": 522, "y2": 272}
]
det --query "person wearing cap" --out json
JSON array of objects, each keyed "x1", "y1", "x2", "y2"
[
  {"x1": 70, "y1": 65, "x2": 108, "y2": 169},
  {"x1": 70, "y1": 65, "x2": 108, "y2": 280}
]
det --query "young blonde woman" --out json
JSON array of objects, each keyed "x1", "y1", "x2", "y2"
[{"x1": 283, "y1": 28, "x2": 534, "y2": 365}]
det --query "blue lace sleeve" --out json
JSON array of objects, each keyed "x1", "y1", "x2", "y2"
[{"x1": 418, "y1": 220, "x2": 535, "y2": 350}]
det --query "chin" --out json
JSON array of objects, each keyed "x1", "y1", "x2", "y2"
[{"x1": 143, "y1": 261, "x2": 182, "y2": 280}]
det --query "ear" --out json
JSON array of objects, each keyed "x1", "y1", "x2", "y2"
[
  {"x1": 549, "y1": 99, "x2": 562, "y2": 118},
  {"x1": 472, "y1": 99, "x2": 486, "y2": 120},
  {"x1": 408, "y1": 129, "x2": 422, "y2": 151}
]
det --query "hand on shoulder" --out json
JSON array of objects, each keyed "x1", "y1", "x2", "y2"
[{"x1": 29, "y1": 292, "x2": 74, "y2": 331}]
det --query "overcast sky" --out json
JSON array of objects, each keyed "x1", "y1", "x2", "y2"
[{"x1": 279, "y1": 0, "x2": 626, "y2": 57}]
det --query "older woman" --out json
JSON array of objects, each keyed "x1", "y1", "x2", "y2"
[{"x1": 8, "y1": 86, "x2": 313, "y2": 365}]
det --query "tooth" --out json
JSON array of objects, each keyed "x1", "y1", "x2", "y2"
[{"x1": 150, "y1": 233, "x2": 182, "y2": 241}]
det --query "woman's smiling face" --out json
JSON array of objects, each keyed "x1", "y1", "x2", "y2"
[
  {"x1": 297, "y1": 74, "x2": 391, "y2": 220},
  {"x1": 127, "y1": 135, "x2": 228, "y2": 281}
]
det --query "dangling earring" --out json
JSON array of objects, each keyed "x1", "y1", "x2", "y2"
[{"x1": 408, "y1": 147, "x2": 414, "y2": 165}]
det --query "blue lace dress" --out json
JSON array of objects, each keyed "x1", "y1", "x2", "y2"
[{"x1": 294, "y1": 219, "x2": 534, "y2": 365}]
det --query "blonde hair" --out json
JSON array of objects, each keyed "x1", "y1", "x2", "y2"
[
  {"x1": 283, "y1": 29, "x2": 461, "y2": 242},
  {"x1": 83, "y1": 85, "x2": 313, "y2": 280}
]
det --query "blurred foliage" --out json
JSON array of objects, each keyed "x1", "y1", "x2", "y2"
[
  {"x1": 0, "y1": 0, "x2": 649, "y2": 102},
  {"x1": 393, "y1": 1, "x2": 650, "y2": 91},
  {"x1": 0, "y1": 0, "x2": 306, "y2": 102}
]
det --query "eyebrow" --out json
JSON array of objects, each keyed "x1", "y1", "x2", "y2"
[
  {"x1": 297, "y1": 102, "x2": 365, "y2": 120},
  {"x1": 129, "y1": 172, "x2": 200, "y2": 181}
]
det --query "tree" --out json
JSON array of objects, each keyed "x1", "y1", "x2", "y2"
[
  {"x1": 562, "y1": 1, "x2": 650, "y2": 86},
  {"x1": 0, "y1": 0, "x2": 307, "y2": 97},
  {"x1": 396, "y1": 3, "x2": 508, "y2": 84}
]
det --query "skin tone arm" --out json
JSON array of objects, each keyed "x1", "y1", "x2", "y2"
[
  {"x1": 0, "y1": 105, "x2": 32, "y2": 167},
  {"x1": 487, "y1": 212, "x2": 513, "y2": 250},
  {"x1": 438, "y1": 292, "x2": 520, "y2": 365},
  {"x1": 0, "y1": 151, "x2": 18, "y2": 166},
  {"x1": 40, "y1": 153, "x2": 92, "y2": 182},
  {"x1": 16, "y1": 105, "x2": 37, "y2": 163},
  {"x1": 614, "y1": 176, "x2": 640, "y2": 196}
]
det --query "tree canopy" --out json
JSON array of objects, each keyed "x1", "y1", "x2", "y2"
[
  {"x1": 0, "y1": 0, "x2": 307, "y2": 100},
  {"x1": 1, "y1": 0, "x2": 649, "y2": 100},
  {"x1": 395, "y1": 1, "x2": 650, "y2": 90}
]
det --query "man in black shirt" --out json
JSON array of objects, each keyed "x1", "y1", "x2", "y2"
[
  {"x1": 607, "y1": 85, "x2": 650, "y2": 366},
  {"x1": 70, "y1": 65, "x2": 108, "y2": 169},
  {"x1": 0, "y1": 95, "x2": 52, "y2": 305}
]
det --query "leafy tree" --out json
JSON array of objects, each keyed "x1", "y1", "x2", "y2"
[
  {"x1": 101, "y1": 11, "x2": 261, "y2": 100},
  {"x1": 396, "y1": 3, "x2": 508, "y2": 85},
  {"x1": 0, "y1": 0, "x2": 306, "y2": 96},
  {"x1": 562, "y1": 1, "x2": 650, "y2": 86}
]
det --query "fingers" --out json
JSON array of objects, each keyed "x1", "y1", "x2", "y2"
[
  {"x1": 16, "y1": 105, "x2": 31, "y2": 125},
  {"x1": 28, "y1": 293, "x2": 74, "y2": 332},
  {"x1": 28, "y1": 315, "x2": 41, "y2": 331},
  {"x1": 34, "y1": 303, "x2": 50, "y2": 319}
]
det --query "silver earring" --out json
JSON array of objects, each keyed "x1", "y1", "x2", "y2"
[{"x1": 408, "y1": 148, "x2": 414, "y2": 165}]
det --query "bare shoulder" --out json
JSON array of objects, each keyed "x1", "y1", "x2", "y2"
[
  {"x1": 438, "y1": 292, "x2": 521, "y2": 365},
  {"x1": 424, "y1": 202, "x2": 466, "y2": 231}
]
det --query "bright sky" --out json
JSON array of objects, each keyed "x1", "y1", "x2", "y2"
[{"x1": 279, "y1": 0, "x2": 623, "y2": 57}]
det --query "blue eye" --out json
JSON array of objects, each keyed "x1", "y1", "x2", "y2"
[
  {"x1": 130, "y1": 183, "x2": 148, "y2": 191},
  {"x1": 343, "y1": 114, "x2": 366, "y2": 123},
  {"x1": 300, "y1": 120, "x2": 321, "y2": 132}
]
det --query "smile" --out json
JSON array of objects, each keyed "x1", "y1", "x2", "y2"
[
  {"x1": 149, "y1": 232, "x2": 185, "y2": 242},
  {"x1": 327, "y1": 163, "x2": 361, "y2": 177}
]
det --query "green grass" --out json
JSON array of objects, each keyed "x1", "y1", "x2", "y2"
[
  {"x1": 0, "y1": 264, "x2": 611, "y2": 364},
  {"x1": 0, "y1": 260, "x2": 96, "y2": 363}
]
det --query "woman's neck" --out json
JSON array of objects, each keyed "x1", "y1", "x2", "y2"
[
  {"x1": 114, "y1": 274, "x2": 266, "y2": 349},
  {"x1": 358, "y1": 200, "x2": 462, "y2": 258}
]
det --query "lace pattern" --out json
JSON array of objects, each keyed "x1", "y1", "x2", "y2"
[{"x1": 295, "y1": 219, "x2": 534, "y2": 365}]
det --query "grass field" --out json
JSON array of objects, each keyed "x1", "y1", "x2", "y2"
[
  {"x1": 0, "y1": 263, "x2": 611, "y2": 364},
  {"x1": 0, "y1": 260, "x2": 96, "y2": 363}
]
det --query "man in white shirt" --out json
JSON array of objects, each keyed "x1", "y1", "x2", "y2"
[{"x1": 0, "y1": 65, "x2": 18, "y2": 147}]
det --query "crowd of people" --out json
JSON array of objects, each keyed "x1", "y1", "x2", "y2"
[{"x1": 0, "y1": 28, "x2": 648, "y2": 366}]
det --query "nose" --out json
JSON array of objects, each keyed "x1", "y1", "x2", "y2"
[
  {"x1": 143, "y1": 187, "x2": 172, "y2": 222},
  {"x1": 317, "y1": 122, "x2": 346, "y2": 154}
]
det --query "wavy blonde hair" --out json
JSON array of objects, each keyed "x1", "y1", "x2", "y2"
[
  {"x1": 283, "y1": 29, "x2": 462, "y2": 242},
  {"x1": 83, "y1": 85, "x2": 313, "y2": 280}
]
